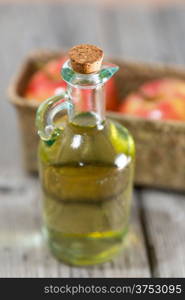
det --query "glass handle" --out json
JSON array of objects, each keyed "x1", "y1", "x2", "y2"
[{"x1": 36, "y1": 92, "x2": 73, "y2": 144}]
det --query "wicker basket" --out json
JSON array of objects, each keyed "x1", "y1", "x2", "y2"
[{"x1": 8, "y1": 50, "x2": 185, "y2": 190}]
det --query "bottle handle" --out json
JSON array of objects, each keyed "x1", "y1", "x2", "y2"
[{"x1": 36, "y1": 91, "x2": 73, "y2": 145}]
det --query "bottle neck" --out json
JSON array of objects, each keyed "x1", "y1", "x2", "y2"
[
  {"x1": 67, "y1": 84, "x2": 105, "y2": 128},
  {"x1": 61, "y1": 59, "x2": 119, "y2": 128}
]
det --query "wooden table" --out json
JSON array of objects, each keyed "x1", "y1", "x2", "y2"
[{"x1": 0, "y1": 2, "x2": 185, "y2": 278}]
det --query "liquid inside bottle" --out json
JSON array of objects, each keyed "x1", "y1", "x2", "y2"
[{"x1": 36, "y1": 45, "x2": 135, "y2": 266}]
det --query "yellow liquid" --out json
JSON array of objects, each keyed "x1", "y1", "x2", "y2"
[{"x1": 39, "y1": 113, "x2": 134, "y2": 265}]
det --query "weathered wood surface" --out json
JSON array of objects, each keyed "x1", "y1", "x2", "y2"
[
  {"x1": 0, "y1": 3, "x2": 185, "y2": 277},
  {"x1": 0, "y1": 177, "x2": 150, "y2": 277},
  {"x1": 140, "y1": 189, "x2": 185, "y2": 277}
]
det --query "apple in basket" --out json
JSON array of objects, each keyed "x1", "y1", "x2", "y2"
[
  {"x1": 119, "y1": 78, "x2": 185, "y2": 121},
  {"x1": 24, "y1": 57, "x2": 67, "y2": 101},
  {"x1": 24, "y1": 56, "x2": 119, "y2": 111}
]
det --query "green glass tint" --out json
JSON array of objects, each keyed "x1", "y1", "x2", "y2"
[{"x1": 36, "y1": 58, "x2": 135, "y2": 266}]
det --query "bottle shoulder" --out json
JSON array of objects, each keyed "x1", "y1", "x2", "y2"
[
  {"x1": 106, "y1": 119, "x2": 135, "y2": 159},
  {"x1": 39, "y1": 118, "x2": 135, "y2": 166}
]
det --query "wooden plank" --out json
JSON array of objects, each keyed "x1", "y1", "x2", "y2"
[
  {"x1": 139, "y1": 189, "x2": 185, "y2": 277},
  {"x1": 101, "y1": 4, "x2": 185, "y2": 64},
  {"x1": 0, "y1": 175, "x2": 150, "y2": 277},
  {"x1": 0, "y1": 176, "x2": 60, "y2": 277}
]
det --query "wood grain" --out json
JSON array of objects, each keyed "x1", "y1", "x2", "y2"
[
  {"x1": 139, "y1": 189, "x2": 185, "y2": 277},
  {"x1": 0, "y1": 176, "x2": 150, "y2": 277}
]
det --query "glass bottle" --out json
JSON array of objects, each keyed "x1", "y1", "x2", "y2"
[{"x1": 36, "y1": 44, "x2": 135, "y2": 266}]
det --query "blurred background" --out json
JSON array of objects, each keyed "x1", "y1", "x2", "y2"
[
  {"x1": 1, "y1": 0, "x2": 185, "y2": 173},
  {"x1": 0, "y1": 0, "x2": 185, "y2": 173}
]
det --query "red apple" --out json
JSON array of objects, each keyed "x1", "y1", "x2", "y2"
[
  {"x1": 140, "y1": 78, "x2": 185, "y2": 98},
  {"x1": 119, "y1": 78, "x2": 185, "y2": 121},
  {"x1": 25, "y1": 71, "x2": 67, "y2": 101},
  {"x1": 43, "y1": 56, "x2": 67, "y2": 80},
  {"x1": 24, "y1": 57, "x2": 67, "y2": 101},
  {"x1": 105, "y1": 77, "x2": 119, "y2": 111},
  {"x1": 24, "y1": 56, "x2": 119, "y2": 111}
]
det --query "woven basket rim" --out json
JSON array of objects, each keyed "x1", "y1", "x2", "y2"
[
  {"x1": 8, "y1": 49, "x2": 65, "y2": 109},
  {"x1": 108, "y1": 111, "x2": 185, "y2": 128}
]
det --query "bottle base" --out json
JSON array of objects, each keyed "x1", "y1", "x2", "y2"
[{"x1": 44, "y1": 227, "x2": 128, "y2": 266}]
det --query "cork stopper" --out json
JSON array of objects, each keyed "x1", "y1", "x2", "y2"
[{"x1": 69, "y1": 44, "x2": 104, "y2": 74}]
